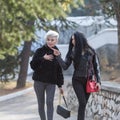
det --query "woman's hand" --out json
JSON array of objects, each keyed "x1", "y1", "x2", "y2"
[
  {"x1": 51, "y1": 48, "x2": 61, "y2": 56},
  {"x1": 43, "y1": 54, "x2": 53, "y2": 61},
  {"x1": 59, "y1": 87, "x2": 64, "y2": 95},
  {"x1": 96, "y1": 82, "x2": 101, "y2": 91}
]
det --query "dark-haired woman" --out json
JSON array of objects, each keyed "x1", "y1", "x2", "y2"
[{"x1": 51, "y1": 31, "x2": 101, "y2": 120}]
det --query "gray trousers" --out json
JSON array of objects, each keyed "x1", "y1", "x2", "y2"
[{"x1": 34, "y1": 81, "x2": 56, "y2": 120}]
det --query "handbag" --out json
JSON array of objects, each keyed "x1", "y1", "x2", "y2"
[
  {"x1": 86, "y1": 76, "x2": 99, "y2": 93},
  {"x1": 56, "y1": 93, "x2": 71, "y2": 118},
  {"x1": 86, "y1": 55, "x2": 99, "y2": 93}
]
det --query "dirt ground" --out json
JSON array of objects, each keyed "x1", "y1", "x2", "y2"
[
  {"x1": 0, "y1": 80, "x2": 33, "y2": 96},
  {"x1": 101, "y1": 68, "x2": 120, "y2": 83}
]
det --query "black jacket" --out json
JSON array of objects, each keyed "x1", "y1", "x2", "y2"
[
  {"x1": 30, "y1": 45, "x2": 64, "y2": 87},
  {"x1": 56, "y1": 49, "x2": 101, "y2": 83}
]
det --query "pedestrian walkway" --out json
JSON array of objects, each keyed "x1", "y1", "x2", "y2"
[
  {"x1": 0, "y1": 88, "x2": 78, "y2": 120},
  {"x1": 0, "y1": 75, "x2": 91, "y2": 120}
]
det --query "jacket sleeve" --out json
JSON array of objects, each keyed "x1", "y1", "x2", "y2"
[
  {"x1": 56, "y1": 55, "x2": 72, "y2": 70},
  {"x1": 30, "y1": 49, "x2": 45, "y2": 71},
  {"x1": 56, "y1": 64, "x2": 64, "y2": 88},
  {"x1": 92, "y1": 53, "x2": 101, "y2": 84}
]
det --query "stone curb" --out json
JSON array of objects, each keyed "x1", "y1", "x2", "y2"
[
  {"x1": 101, "y1": 81, "x2": 120, "y2": 93},
  {"x1": 0, "y1": 87, "x2": 33, "y2": 102}
]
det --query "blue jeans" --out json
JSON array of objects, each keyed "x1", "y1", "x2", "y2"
[{"x1": 34, "y1": 81, "x2": 55, "y2": 120}]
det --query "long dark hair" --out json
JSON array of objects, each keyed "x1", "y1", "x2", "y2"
[{"x1": 66, "y1": 31, "x2": 94, "y2": 68}]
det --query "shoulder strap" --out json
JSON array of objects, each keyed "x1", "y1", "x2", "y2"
[
  {"x1": 59, "y1": 93, "x2": 68, "y2": 108},
  {"x1": 62, "y1": 95, "x2": 68, "y2": 108}
]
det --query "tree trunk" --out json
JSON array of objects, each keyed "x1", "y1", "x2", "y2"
[
  {"x1": 117, "y1": 17, "x2": 120, "y2": 65},
  {"x1": 16, "y1": 40, "x2": 32, "y2": 88},
  {"x1": 111, "y1": 0, "x2": 120, "y2": 67},
  {"x1": 113, "y1": 1, "x2": 120, "y2": 66}
]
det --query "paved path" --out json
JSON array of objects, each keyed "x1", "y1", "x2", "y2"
[
  {"x1": 0, "y1": 75, "x2": 91, "y2": 120},
  {"x1": 0, "y1": 89, "x2": 78, "y2": 120}
]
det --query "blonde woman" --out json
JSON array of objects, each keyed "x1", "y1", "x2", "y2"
[{"x1": 30, "y1": 30, "x2": 64, "y2": 120}]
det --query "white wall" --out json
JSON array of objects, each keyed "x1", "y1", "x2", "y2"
[{"x1": 88, "y1": 28, "x2": 118, "y2": 49}]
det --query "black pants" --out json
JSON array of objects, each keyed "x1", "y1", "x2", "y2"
[{"x1": 72, "y1": 77, "x2": 90, "y2": 120}]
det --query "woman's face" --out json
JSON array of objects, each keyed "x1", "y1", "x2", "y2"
[
  {"x1": 46, "y1": 36, "x2": 57, "y2": 48},
  {"x1": 72, "y1": 35, "x2": 75, "y2": 46}
]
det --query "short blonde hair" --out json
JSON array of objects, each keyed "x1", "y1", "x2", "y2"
[{"x1": 45, "y1": 30, "x2": 59, "y2": 40}]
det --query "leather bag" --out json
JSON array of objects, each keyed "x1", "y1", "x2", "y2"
[
  {"x1": 56, "y1": 94, "x2": 70, "y2": 119},
  {"x1": 86, "y1": 76, "x2": 99, "y2": 93}
]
